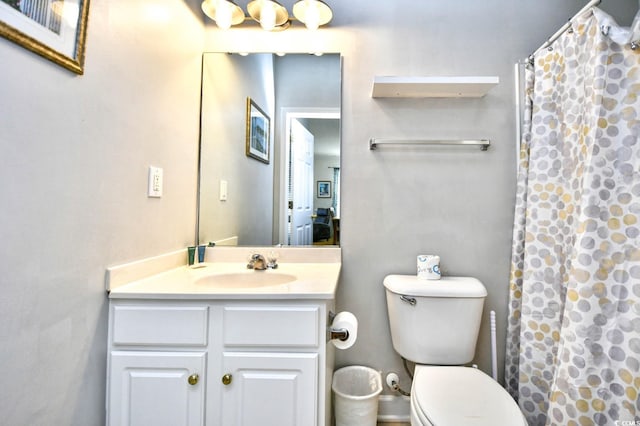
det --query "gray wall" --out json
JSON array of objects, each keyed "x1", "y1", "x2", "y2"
[
  {"x1": 0, "y1": 0, "x2": 637, "y2": 424},
  {"x1": 333, "y1": 0, "x2": 636, "y2": 390},
  {"x1": 0, "y1": 0, "x2": 204, "y2": 424},
  {"x1": 274, "y1": 54, "x2": 341, "y2": 109}
]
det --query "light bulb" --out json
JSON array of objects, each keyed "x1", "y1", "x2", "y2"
[
  {"x1": 215, "y1": 1, "x2": 233, "y2": 30},
  {"x1": 260, "y1": 2, "x2": 276, "y2": 31},
  {"x1": 304, "y1": 1, "x2": 320, "y2": 30}
]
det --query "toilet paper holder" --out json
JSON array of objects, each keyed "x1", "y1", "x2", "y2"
[{"x1": 328, "y1": 311, "x2": 350, "y2": 342}]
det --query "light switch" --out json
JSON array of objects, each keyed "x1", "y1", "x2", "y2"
[
  {"x1": 148, "y1": 166, "x2": 163, "y2": 198},
  {"x1": 219, "y1": 180, "x2": 228, "y2": 201}
]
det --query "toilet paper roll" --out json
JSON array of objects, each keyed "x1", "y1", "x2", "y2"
[{"x1": 330, "y1": 311, "x2": 358, "y2": 350}]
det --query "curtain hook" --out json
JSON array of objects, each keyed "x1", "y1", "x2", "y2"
[
  {"x1": 601, "y1": 25, "x2": 610, "y2": 36},
  {"x1": 631, "y1": 41, "x2": 639, "y2": 50}
]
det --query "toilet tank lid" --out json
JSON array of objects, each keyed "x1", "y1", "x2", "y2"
[{"x1": 383, "y1": 275, "x2": 487, "y2": 298}]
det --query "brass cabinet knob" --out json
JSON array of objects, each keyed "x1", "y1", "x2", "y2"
[
  {"x1": 188, "y1": 374, "x2": 199, "y2": 386},
  {"x1": 222, "y1": 374, "x2": 232, "y2": 385}
]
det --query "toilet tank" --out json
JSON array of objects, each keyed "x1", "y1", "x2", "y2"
[{"x1": 383, "y1": 275, "x2": 487, "y2": 365}]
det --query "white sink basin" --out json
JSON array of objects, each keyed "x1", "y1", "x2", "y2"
[{"x1": 195, "y1": 271, "x2": 297, "y2": 288}]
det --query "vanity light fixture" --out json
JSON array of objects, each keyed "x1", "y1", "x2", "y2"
[
  {"x1": 201, "y1": 0, "x2": 333, "y2": 31},
  {"x1": 201, "y1": 0, "x2": 245, "y2": 30},
  {"x1": 292, "y1": 0, "x2": 332, "y2": 30},
  {"x1": 247, "y1": 0, "x2": 289, "y2": 31}
]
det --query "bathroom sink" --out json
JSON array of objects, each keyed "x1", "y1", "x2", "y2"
[
  {"x1": 195, "y1": 271, "x2": 297, "y2": 288},
  {"x1": 107, "y1": 247, "x2": 341, "y2": 297}
]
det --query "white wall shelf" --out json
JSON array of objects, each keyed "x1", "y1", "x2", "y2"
[{"x1": 371, "y1": 76, "x2": 499, "y2": 98}]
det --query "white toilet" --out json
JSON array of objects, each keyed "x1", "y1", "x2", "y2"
[{"x1": 383, "y1": 275, "x2": 525, "y2": 426}]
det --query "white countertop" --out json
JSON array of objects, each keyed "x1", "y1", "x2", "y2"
[{"x1": 108, "y1": 262, "x2": 341, "y2": 300}]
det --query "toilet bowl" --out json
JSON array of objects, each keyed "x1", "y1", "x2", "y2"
[
  {"x1": 409, "y1": 366, "x2": 525, "y2": 426},
  {"x1": 383, "y1": 275, "x2": 525, "y2": 426}
]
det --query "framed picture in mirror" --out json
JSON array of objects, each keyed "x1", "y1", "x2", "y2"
[
  {"x1": 0, "y1": 0, "x2": 90, "y2": 74},
  {"x1": 317, "y1": 181, "x2": 331, "y2": 198},
  {"x1": 246, "y1": 97, "x2": 270, "y2": 164}
]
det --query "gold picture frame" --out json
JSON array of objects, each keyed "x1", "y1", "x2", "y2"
[
  {"x1": 0, "y1": 0, "x2": 90, "y2": 74},
  {"x1": 246, "y1": 97, "x2": 270, "y2": 164}
]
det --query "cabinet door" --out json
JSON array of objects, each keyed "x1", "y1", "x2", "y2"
[
  {"x1": 221, "y1": 352, "x2": 318, "y2": 426},
  {"x1": 108, "y1": 351, "x2": 205, "y2": 426}
]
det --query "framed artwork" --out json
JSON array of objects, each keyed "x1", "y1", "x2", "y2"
[
  {"x1": 246, "y1": 97, "x2": 270, "y2": 164},
  {"x1": 0, "y1": 0, "x2": 90, "y2": 74},
  {"x1": 317, "y1": 181, "x2": 331, "y2": 198}
]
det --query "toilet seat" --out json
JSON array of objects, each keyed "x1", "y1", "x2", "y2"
[{"x1": 411, "y1": 366, "x2": 526, "y2": 426}]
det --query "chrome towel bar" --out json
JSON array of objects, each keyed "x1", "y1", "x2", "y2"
[{"x1": 369, "y1": 138, "x2": 491, "y2": 151}]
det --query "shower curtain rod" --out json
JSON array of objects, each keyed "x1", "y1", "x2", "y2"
[{"x1": 527, "y1": 0, "x2": 602, "y2": 62}]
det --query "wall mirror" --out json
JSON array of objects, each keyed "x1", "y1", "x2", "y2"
[{"x1": 197, "y1": 52, "x2": 341, "y2": 247}]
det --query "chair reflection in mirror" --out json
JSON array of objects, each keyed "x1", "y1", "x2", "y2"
[{"x1": 313, "y1": 208, "x2": 333, "y2": 243}]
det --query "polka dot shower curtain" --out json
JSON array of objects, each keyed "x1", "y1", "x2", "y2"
[{"x1": 505, "y1": 7, "x2": 640, "y2": 426}]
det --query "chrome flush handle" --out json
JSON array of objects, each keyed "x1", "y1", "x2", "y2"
[{"x1": 400, "y1": 295, "x2": 416, "y2": 306}]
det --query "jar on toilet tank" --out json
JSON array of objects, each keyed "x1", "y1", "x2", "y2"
[{"x1": 417, "y1": 255, "x2": 440, "y2": 280}]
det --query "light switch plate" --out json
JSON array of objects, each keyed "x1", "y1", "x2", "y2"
[{"x1": 148, "y1": 166, "x2": 163, "y2": 197}]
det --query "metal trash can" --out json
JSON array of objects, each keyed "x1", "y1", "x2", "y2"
[{"x1": 332, "y1": 366, "x2": 383, "y2": 426}]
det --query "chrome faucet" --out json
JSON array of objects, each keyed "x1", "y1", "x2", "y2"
[{"x1": 247, "y1": 254, "x2": 267, "y2": 270}]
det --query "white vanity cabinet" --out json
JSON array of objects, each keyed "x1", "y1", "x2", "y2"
[
  {"x1": 107, "y1": 304, "x2": 209, "y2": 426},
  {"x1": 218, "y1": 305, "x2": 323, "y2": 426},
  {"x1": 109, "y1": 351, "x2": 206, "y2": 426},
  {"x1": 106, "y1": 299, "x2": 334, "y2": 426}
]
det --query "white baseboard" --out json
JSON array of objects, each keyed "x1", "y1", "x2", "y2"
[{"x1": 377, "y1": 394, "x2": 411, "y2": 423}]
